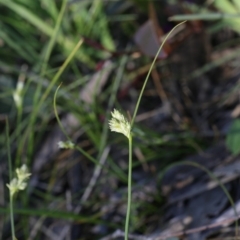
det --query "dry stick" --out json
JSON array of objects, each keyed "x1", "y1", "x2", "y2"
[
  {"x1": 29, "y1": 217, "x2": 61, "y2": 240},
  {"x1": 74, "y1": 146, "x2": 110, "y2": 214},
  {"x1": 155, "y1": 215, "x2": 240, "y2": 240},
  {"x1": 28, "y1": 217, "x2": 45, "y2": 240},
  {"x1": 100, "y1": 214, "x2": 240, "y2": 240}
]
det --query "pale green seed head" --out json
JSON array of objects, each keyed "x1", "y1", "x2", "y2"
[
  {"x1": 7, "y1": 178, "x2": 19, "y2": 197},
  {"x1": 7, "y1": 164, "x2": 31, "y2": 197},
  {"x1": 58, "y1": 140, "x2": 75, "y2": 149},
  {"x1": 13, "y1": 81, "x2": 24, "y2": 109},
  {"x1": 109, "y1": 109, "x2": 131, "y2": 139},
  {"x1": 16, "y1": 164, "x2": 31, "y2": 182}
]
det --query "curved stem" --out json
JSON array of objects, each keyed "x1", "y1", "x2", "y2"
[
  {"x1": 125, "y1": 134, "x2": 132, "y2": 240},
  {"x1": 130, "y1": 21, "x2": 186, "y2": 127}
]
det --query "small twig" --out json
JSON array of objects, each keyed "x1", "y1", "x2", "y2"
[
  {"x1": 100, "y1": 229, "x2": 148, "y2": 240},
  {"x1": 74, "y1": 146, "x2": 110, "y2": 214},
  {"x1": 154, "y1": 215, "x2": 240, "y2": 240},
  {"x1": 28, "y1": 217, "x2": 45, "y2": 240}
]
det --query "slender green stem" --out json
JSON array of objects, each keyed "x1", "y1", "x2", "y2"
[
  {"x1": 6, "y1": 118, "x2": 12, "y2": 179},
  {"x1": 125, "y1": 134, "x2": 132, "y2": 240},
  {"x1": 6, "y1": 118, "x2": 15, "y2": 240},
  {"x1": 122, "y1": 22, "x2": 186, "y2": 238},
  {"x1": 9, "y1": 195, "x2": 15, "y2": 240},
  {"x1": 15, "y1": 105, "x2": 23, "y2": 167},
  {"x1": 122, "y1": 22, "x2": 187, "y2": 238}
]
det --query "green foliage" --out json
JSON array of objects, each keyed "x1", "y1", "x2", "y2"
[
  {"x1": 214, "y1": 0, "x2": 240, "y2": 33},
  {"x1": 170, "y1": 0, "x2": 240, "y2": 34}
]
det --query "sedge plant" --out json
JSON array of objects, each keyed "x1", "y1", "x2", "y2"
[
  {"x1": 108, "y1": 21, "x2": 186, "y2": 240},
  {"x1": 6, "y1": 114, "x2": 31, "y2": 240},
  {"x1": 6, "y1": 164, "x2": 31, "y2": 240}
]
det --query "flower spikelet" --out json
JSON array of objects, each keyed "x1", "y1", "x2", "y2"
[
  {"x1": 16, "y1": 164, "x2": 31, "y2": 182},
  {"x1": 13, "y1": 80, "x2": 24, "y2": 109},
  {"x1": 6, "y1": 178, "x2": 19, "y2": 197},
  {"x1": 109, "y1": 109, "x2": 131, "y2": 139},
  {"x1": 58, "y1": 140, "x2": 74, "y2": 149},
  {"x1": 7, "y1": 164, "x2": 31, "y2": 197}
]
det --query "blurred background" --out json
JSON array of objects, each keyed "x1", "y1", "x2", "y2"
[{"x1": 1, "y1": 0, "x2": 240, "y2": 239}]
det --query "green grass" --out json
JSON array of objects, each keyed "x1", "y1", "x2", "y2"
[{"x1": 1, "y1": 0, "x2": 240, "y2": 239}]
